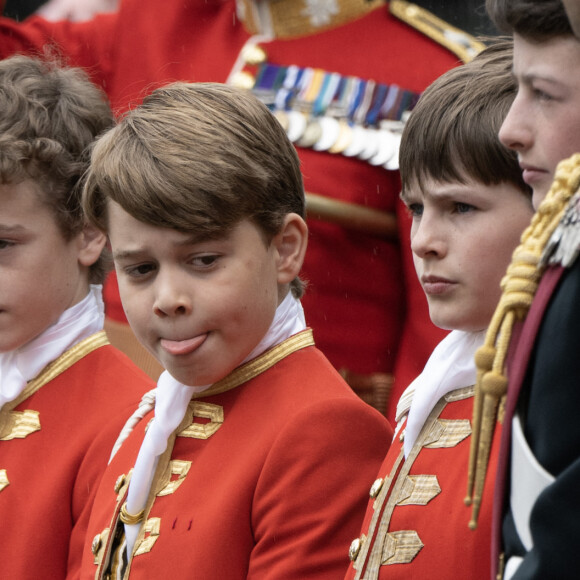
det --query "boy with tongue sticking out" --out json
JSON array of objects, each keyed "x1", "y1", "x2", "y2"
[{"x1": 80, "y1": 81, "x2": 392, "y2": 579}]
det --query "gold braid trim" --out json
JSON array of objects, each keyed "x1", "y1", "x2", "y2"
[
  {"x1": 190, "y1": 329, "x2": 314, "y2": 398},
  {"x1": 465, "y1": 153, "x2": 580, "y2": 529},
  {"x1": 389, "y1": 1, "x2": 485, "y2": 64},
  {"x1": 239, "y1": 0, "x2": 384, "y2": 39},
  {"x1": 1, "y1": 331, "x2": 109, "y2": 413}
]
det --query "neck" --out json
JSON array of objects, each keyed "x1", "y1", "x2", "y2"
[{"x1": 236, "y1": 0, "x2": 385, "y2": 38}]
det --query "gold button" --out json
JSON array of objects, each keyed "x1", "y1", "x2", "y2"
[
  {"x1": 91, "y1": 533, "x2": 102, "y2": 556},
  {"x1": 369, "y1": 477, "x2": 384, "y2": 498},
  {"x1": 114, "y1": 474, "x2": 126, "y2": 494},
  {"x1": 349, "y1": 537, "x2": 362, "y2": 561},
  {"x1": 241, "y1": 44, "x2": 267, "y2": 65},
  {"x1": 230, "y1": 71, "x2": 255, "y2": 90},
  {"x1": 399, "y1": 429, "x2": 405, "y2": 442}
]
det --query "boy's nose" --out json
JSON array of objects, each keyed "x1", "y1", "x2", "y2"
[
  {"x1": 499, "y1": 95, "x2": 530, "y2": 153},
  {"x1": 411, "y1": 216, "x2": 446, "y2": 259},
  {"x1": 152, "y1": 277, "x2": 192, "y2": 318}
]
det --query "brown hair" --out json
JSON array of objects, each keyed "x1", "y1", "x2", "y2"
[
  {"x1": 486, "y1": 0, "x2": 573, "y2": 40},
  {"x1": 0, "y1": 54, "x2": 114, "y2": 283},
  {"x1": 82, "y1": 82, "x2": 306, "y2": 297},
  {"x1": 399, "y1": 39, "x2": 529, "y2": 196}
]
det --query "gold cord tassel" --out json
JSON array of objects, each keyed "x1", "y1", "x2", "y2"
[{"x1": 465, "y1": 153, "x2": 580, "y2": 529}]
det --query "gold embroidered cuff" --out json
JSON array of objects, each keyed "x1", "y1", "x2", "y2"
[{"x1": 119, "y1": 502, "x2": 145, "y2": 525}]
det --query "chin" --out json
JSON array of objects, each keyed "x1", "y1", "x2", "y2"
[
  {"x1": 532, "y1": 187, "x2": 550, "y2": 211},
  {"x1": 430, "y1": 309, "x2": 488, "y2": 333},
  {"x1": 166, "y1": 368, "x2": 197, "y2": 387},
  {"x1": 429, "y1": 312, "x2": 455, "y2": 332},
  {"x1": 166, "y1": 365, "x2": 214, "y2": 388}
]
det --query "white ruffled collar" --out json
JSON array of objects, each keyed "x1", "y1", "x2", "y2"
[{"x1": 396, "y1": 329, "x2": 485, "y2": 458}]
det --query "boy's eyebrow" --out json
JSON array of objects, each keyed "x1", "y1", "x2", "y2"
[
  {"x1": 112, "y1": 233, "x2": 221, "y2": 261},
  {"x1": 112, "y1": 248, "x2": 146, "y2": 262},
  {"x1": 517, "y1": 70, "x2": 564, "y2": 87},
  {"x1": 0, "y1": 223, "x2": 26, "y2": 234}
]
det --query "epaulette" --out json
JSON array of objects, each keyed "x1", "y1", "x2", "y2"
[
  {"x1": 541, "y1": 188, "x2": 580, "y2": 268},
  {"x1": 389, "y1": 0, "x2": 486, "y2": 63}
]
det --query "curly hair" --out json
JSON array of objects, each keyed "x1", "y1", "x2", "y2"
[{"x1": 0, "y1": 54, "x2": 114, "y2": 282}]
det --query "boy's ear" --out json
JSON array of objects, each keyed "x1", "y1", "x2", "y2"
[
  {"x1": 274, "y1": 213, "x2": 308, "y2": 284},
  {"x1": 77, "y1": 223, "x2": 107, "y2": 267}
]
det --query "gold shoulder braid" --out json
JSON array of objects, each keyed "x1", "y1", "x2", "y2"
[
  {"x1": 465, "y1": 153, "x2": 580, "y2": 529},
  {"x1": 389, "y1": 0, "x2": 485, "y2": 63}
]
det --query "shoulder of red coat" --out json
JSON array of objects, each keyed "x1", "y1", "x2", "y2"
[{"x1": 389, "y1": 1, "x2": 486, "y2": 63}]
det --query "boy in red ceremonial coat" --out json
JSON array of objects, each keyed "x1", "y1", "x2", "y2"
[
  {"x1": 467, "y1": 1, "x2": 580, "y2": 578},
  {"x1": 79, "y1": 82, "x2": 392, "y2": 579},
  {"x1": 0, "y1": 0, "x2": 485, "y2": 418},
  {"x1": 345, "y1": 40, "x2": 534, "y2": 579},
  {"x1": 0, "y1": 55, "x2": 153, "y2": 579}
]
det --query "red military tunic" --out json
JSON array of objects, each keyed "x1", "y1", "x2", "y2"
[
  {"x1": 345, "y1": 385, "x2": 501, "y2": 579},
  {"x1": 83, "y1": 330, "x2": 392, "y2": 579},
  {"x1": 0, "y1": 331, "x2": 153, "y2": 579},
  {"x1": 0, "y1": 0, "x2": 471, "y2": 419}
]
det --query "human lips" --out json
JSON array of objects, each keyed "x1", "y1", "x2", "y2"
[
  {"x1": 160, "y1": 333, "x2": 208, "y2": 356},
  {"x1": 520, "y1": 162, "x2": 549, "y2": 186},
  {"x1": 421, "y1": 275, "x2": 457, "y2": 295}
]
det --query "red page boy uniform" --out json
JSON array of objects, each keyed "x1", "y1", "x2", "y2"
[
  {"x1": 0, "y1": 1, "x2": 483, "y2": 417},
  {"x1": 83, "y1": 294, "x2": 393, "y2": 579},
  {"x1": 345, "y1": 330, "x2": 501, "y2": 579},
  {"x1": 0, "y1": 286, "x2": 153, "y2": 579}
]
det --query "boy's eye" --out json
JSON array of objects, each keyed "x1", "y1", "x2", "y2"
[
  {"x1": 407, "y1": 203, "x2": 423, "y2": 218},
  {"x1": 124, "y1": 263, "x2": 156, "y2": 278},
  {"x1": 192, "y1": 254, "x2": 219, "y2": 268},
  {"x1": 533, "y1": 87, "x2": 553, "y2": 102},
  {"x1": 455, "y1": 202, "x2": 475, "y2": 214}
]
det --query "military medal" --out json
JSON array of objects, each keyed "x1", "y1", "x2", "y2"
[
  {"x1": 313, "y1": 116, "x2": 341, "y2": 151},
  {"x1": 244, "y1": 58, "x2": 420, "y2": 170}
]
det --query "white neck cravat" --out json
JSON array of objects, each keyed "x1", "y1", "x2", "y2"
[
  {"x1": 124, "y1": 292, "x2": 306, "y2": 557},
  {"x1": 0, "y1": 285, "x2": 105, "y2": 410},
  {"x1": 399, "y1": 329, "x2": 485, "y2": 458}
]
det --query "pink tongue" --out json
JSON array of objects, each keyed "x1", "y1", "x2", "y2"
[{"x1": 160, "y1": 334, "x2": 206, "y2": 355}]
